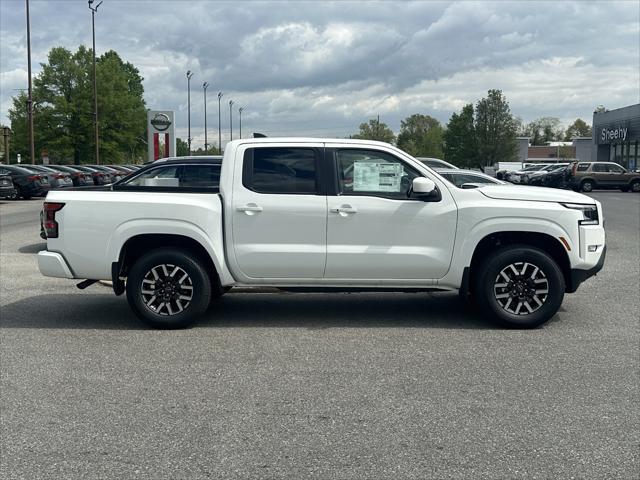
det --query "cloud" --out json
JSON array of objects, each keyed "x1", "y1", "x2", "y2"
[{"x1": 0, "y1": 0, "x2": 638, "y2": 150}]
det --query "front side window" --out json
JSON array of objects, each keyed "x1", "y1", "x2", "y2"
[
  {"x1": 606, "y1": 164, "x2": 625, "y2": 173},
  {"x1": 337, "y1": 149, "x2": 418, "y2": 199},
  {"x1": 243, "y1": 147, "x2": 317, "y2": 194}
]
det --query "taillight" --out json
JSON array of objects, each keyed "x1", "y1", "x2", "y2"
[
  {"x1": 27, "y1": 175, "x2": 40, "y2": 181},
  {"x1": 43, "y1": 202, "x2": 65, "y2": 238},
  {"x1": 53, "y1": 173, "x2": 64, "y2": 179}
]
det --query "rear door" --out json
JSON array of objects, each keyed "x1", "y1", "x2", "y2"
[{"x1": 229, "y1": 143, "x2": 327, "y2": 281}]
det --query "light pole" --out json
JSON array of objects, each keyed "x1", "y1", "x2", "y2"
[
  {"x1": 25, "y1": 0, "x2": 35, "y2": 164},
  {"x1": 238, "y1": 107, "x2": 244, "y2": 139},
  {"x1": 217, "y1": 92, "x2": 223, "y2": 154},
  {"x1": 186, "y1": 70, "x2": 194, "y2": 155},
  {"x1": 229, "y1": 100, "x2": 234, "y2": 142},
  {"x1": 88, "y1": 0, "x2": 102, "y2": 164},
  {"x1": 203, "y1": 82, "x2": 209, "y2": 152}
]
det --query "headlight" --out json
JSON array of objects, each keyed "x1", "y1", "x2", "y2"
[{"x1": 561, "y1": 203, "x2": 599, "y2": 225}]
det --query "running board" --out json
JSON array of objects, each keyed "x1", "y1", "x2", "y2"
[{"x1": 76, "y1": 279, "x2": 98, "y2": 290}]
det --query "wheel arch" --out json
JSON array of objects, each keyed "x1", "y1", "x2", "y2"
[
  {"x1": 467, "y1": 231, "x2": 571, "y2": 294},
  {"x1": 112, "y1": 233, "x2": 222, "y2": 296}
]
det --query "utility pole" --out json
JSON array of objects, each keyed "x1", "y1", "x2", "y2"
[
  {"x1": 25, "y1": 0, "x2": 35, "y2": 164},
  {"x1": 2, "y1": 127, "x2": 10, "y2": 164},
  {"x1": 217, "y1": 92, "x2": 223, "y2": 154},
  {"x1": 186, "y1": 70, "x2": 194, "y2": 155},
  {"x1": 203, "y1": 82, "x2": 209, "y2": 152},
  {"x1": 88, "y1": 0, "x2": 102, "y2": 164},
  {"x1": 229, "y1": 100, "x2": 234, "y2": 141},
  {"x1": 238, "y1": 107, "x2": 243, "y2": 139}
]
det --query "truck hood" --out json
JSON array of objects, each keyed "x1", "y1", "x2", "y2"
[{"x1": 478, "y1": 185, "x2": 595, "y2": 204}]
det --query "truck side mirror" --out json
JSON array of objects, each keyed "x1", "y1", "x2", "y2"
[
  {"x1": 412, "y1": 177, "x2": 436, "y2": 194},
  {"x1": 410, "y1": 177, "x2": 441, "y2": 201}
]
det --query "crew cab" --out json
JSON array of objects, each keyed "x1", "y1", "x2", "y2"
[{"x1": 37, "y1": 138, "x2": 606, "y2": 329}]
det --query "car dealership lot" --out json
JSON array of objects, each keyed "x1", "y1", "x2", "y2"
[{"x1": 1, "y1": 194, "x2": 638, "y2": 479}]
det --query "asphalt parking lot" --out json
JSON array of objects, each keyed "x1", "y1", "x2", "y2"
[{"x1": 1, "y1": 192, "x2": 638, "y2": 479}]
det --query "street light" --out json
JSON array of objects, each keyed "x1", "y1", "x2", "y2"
[
  {"x1": 88, "y1": 0, "x2": 103, "y2": 164},
  {"x1": 217, "y1": 92, "x2": 223, "y2": 154},
  {"x1": 186, "y1": 70, "x2": 194, "y2": 155},
  {"x1": 203, "y1": 82, "x2": 209, "y2": 152},
  {"x1": 238, "y1": 107, "x2": 244, "y2": 139},
  {"x1": 229, "y1": 100, "x2": 234, "y2": 141},
  {"x1": 25, "y1": 0, "x2": 35, "y2": 164}
]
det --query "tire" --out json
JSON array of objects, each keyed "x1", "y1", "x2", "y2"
[
  {"x1": 473, "y1": 245, "x2": 565, "y2": 329},
  {"x1": 630, "y1": 180, "x2": 640, "y2": 193},
  {"x1": 126, "y1": 248, "x2": 212, "y2": 329},
  {"x1": 580, "y1": 180, "x2": 594, "y2": 192}
]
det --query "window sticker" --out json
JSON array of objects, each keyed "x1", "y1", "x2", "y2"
[{"x1": 353, "y1": 162, "x2": 403, "y2": 192}]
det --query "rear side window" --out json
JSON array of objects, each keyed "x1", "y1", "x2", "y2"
[
  {"x1": 576, "y1": 163, "x2": 590, "y2": 172},
  {"x1": 243, "y1": 148, "x2": 318, "y2": 194},
  {"x1": 121, "y1": 164, "x2": 220, "y2": 189},
  {"x1": 592, "y1": 163, "x2": 607, "y2": 172}
]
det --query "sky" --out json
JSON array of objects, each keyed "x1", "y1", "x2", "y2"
[{"x1": 1, "y1": 0, "x2": 639, "y2": 149}]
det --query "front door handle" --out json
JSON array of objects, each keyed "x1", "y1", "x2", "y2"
[
  {"x1": 237, "y1": 203, "x2": 263, "y2": 214},
  {"x1": 331, "y1": 205, "x2": 357, "y2": 215}
]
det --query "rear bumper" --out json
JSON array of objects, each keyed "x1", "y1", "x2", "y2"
[
  {"x1": 37, "y1": 250, "x2": 74, "y2": 279},
  {"x1": 567, "y1": 245, "x2": 606, "y2": 293}
]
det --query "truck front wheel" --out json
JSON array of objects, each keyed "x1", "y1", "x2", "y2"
[
  {"x1": 473, "y1": 246, "x2": 565, "y2": 328},
  {"x1": 126, "y1": 248, "x2": 212, "y2": 329}
]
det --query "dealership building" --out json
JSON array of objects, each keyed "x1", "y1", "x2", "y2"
[{"x1": 592, "y1": 103, "x2": 639, "y2": 171}]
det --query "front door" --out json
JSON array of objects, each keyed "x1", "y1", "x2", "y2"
[
  {"x1": 324, "y1": 147, "x2": 457, "y2": 281},
  {"x1": 230, "y1": 144, "x2": 327, "y2": 280}
]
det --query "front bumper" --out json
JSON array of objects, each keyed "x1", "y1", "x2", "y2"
[
  {"x1": 37, "y1": 250, "x2": 74, "y2": 278},
  {"x1": 567, "y1": 245, "x2": 606, "y2": 293}
]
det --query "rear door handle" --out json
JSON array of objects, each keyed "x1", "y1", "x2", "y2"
[
  {"x1": 331, "y1": 205, "x2": 357, "y2": 214},
  {"x1": 237, "y1": 204, "x2": 263, "y2": 213}
]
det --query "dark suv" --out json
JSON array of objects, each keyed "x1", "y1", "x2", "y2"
[{"x1": 571, "y1": 162, "x2": 640, "y2": 192}]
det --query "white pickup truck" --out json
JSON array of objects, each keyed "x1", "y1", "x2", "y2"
[{"x1": 38, "y1": 138, "x2": 606, "y2": 329}]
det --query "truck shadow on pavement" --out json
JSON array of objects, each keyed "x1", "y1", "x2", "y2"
[{"x1": 0, "y1": 291, "x2": 497, "y2": 330}]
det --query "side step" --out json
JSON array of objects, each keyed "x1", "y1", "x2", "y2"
[{"x1": 76, "y1": 279, "x2": 98, "y2": 290}]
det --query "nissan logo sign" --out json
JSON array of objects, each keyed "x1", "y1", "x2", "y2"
[{"x1": 150, "y1": 113, "x2": 172, "y2": 132}]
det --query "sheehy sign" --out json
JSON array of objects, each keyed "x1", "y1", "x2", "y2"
[
  {"x1": 599, "y1": 125, "x2": 628, "y2": 144},
  {"x1": 147, "y1": 111, "x2": 176, "y2": 161}
]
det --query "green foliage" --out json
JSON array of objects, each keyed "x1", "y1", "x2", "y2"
[
  {"x1": 176, "y1": 138, "x2": 189, "y2": 156},
  {"x1": 443, "y1": 104, "x2": 476, "y2": 168},
  {"x1": 8, "y1": 46, "x2": 146, "y2": 164},
  {"x1": 396, "y1": 114, "x2": 444, "y2": 158},
  {"x1": 474, "y1": 89, "x2": 519, "y2": 166},
  {"x1": 351, "y1": 118, "x2": 396, "y2": 144},
  {"x1": 522, "y1": 117, "x2": 564, "y2": 145},
  {"x1": 564, "y1": 118, "x2": 592, "y2": 141}
]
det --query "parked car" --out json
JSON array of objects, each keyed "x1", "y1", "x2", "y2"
[
  {"x1": 0, "y1": 164, "x2": 49, "y2": 199},
  {"x1": 417, "y1": 157, "x2": 458, "y2": 170},
  {"x1": 22, "y1": 165, "x2": 74, "y2": 189},
  {"x1": 38, "y1": 138, "x2": 605, "y2": 330},
  {"x1": 528, "y1": 165, "x2": 572, "y2": 189},
  {"x1": 46, "y1": 165, "x2": 95, "y2": 186},
  {"x1": 0, "y1": 173, "x2": 17, "y2": 199},
  {"x1": 506, "y1": 164, "x2": 553, "y2": 184},
  {"x1": 72, "y1": 165, "x2": 111, "y2": 185},
  {"x1": 522, "y1": 163, "x2": 569, "y2": 185},
  {"x1": 570, "y1": 161, "x2": 640, "y2": 192},
  {"x1": 437, "y1": 169, "x2": 505, "y2": 188},
  {"x1": 86, "y1": 165, "x2": 125, "y2": 182}
]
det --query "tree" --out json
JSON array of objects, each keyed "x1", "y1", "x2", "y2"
[
  {"x1": 564, "y1": 118, "x2": 592, "y2": 140},
  {"x1": 396, "y1": 114, "x2": 444, "y2": 158},
  {"x1": 351, "y1": 117, "x2": 395, "y2": 143},
  {"x1": 443, "y1": 104, "x2": 476, "y2": 167},
  {"x1": 474, "y1": 89, "x2": 518, "y2": 166},
  {"x1": 8, "y1": 46, "x2": 146, "y2": 164},
  {"x1": 520, "y1": 117, "x2": 564, "y2": 145},
  {"x1": 176, "y1": 138, "x2": 189, "y2": 156}
]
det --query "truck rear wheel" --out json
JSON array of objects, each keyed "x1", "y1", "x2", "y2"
[
  {"x1": 473, "y1": 245, "x2": 565, "y2": 328},
  {"x1": 126, "y1": 248, "x2": 211, "y2": 329}
]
